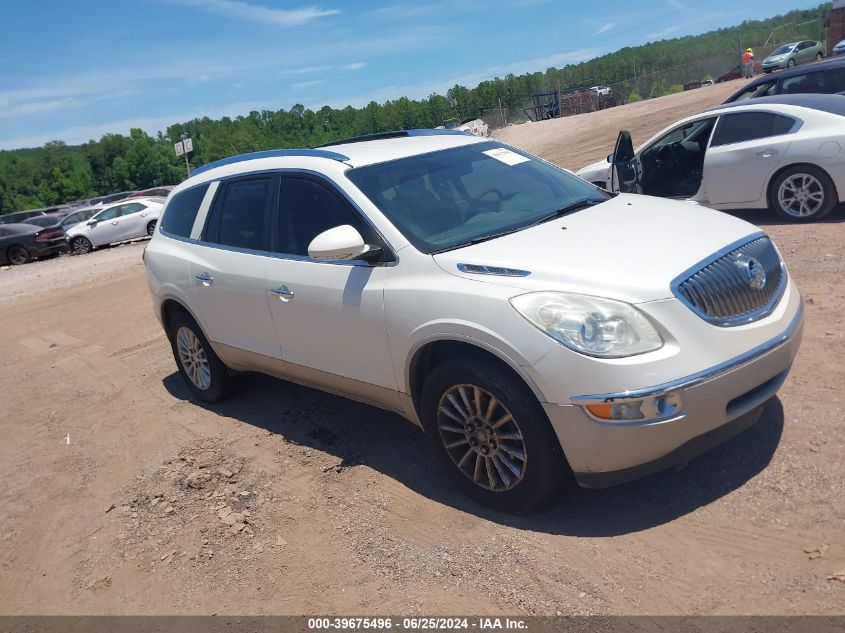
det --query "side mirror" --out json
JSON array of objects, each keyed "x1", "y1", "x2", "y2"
[
  {"x1": 308, "y1": 225, "x2": 370, "y2": 261},
  {"x1": 87, "y1": 219, "x2": 97, "y2": 226},
  {"x1": 607, "y1": 154, "x2": 614, "y2": 163}
]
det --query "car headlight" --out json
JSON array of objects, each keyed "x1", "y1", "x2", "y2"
[{"x1": 509, "y1": 292, "x2": 663, "y2": 358}]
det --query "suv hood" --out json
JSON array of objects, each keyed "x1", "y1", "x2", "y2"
[{"x1": 432, "y1": 194, "x2": 760, "y2": 304}]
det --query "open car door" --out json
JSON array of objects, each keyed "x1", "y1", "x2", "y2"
[{"x1": 610, "y1": 130, "x2": 642, "y2": 194}]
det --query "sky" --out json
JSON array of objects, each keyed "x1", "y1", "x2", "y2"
[{"x1": 0, "y1": 0, "x2": 820, "y2": 150}]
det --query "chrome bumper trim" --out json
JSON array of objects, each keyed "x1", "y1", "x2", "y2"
[{"x1": 570, "y1": 298, "x2": 803, "y2": 406}]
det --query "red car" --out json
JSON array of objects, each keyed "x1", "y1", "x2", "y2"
[
  {"x1": 129, "y1": 186, "x2": 174, "y2": 198},
  {"x1": 716, "y1": 61, "x2": 763, "y2": 83}
]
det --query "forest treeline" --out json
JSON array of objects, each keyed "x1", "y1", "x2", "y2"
[{"x1": 0, "y1": 3, "x2": 828, "y2": 213}]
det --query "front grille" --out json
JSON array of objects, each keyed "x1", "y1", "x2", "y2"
[{"x1": 673, "y1": 235, "x2": 786, "y2": 326}]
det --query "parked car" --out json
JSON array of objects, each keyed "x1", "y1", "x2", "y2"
[
  {"x1": 590, "y1": 86, "x2": 612, "y2": 96},
  {"x1": 129, "y1": 186, "x2": 174, "y2": 198},
  {"x1": 65, "y1": 197, "x2": 164, "y2": 254},
  {"x1": 59, "y1": 207, "x2": 99, "y2": 229},
  {"x1": 762, "y1": 40, "x2": 824, "y2": 72},
  {"x1": 22, "y1": 213, "x2": 66, "y2": 229},
  {"x1": 833, "y1": 38, "x2": 845, "y2": 56},
  {"x1": 0, "y1": 209, "x2": 46, "y2": 225},
  {"x1": 143, "y1": 130, "x2": 803, "y2": 513},
  {"x1": 0, "y1": 223, "x2": 68, "y2": 265},
  {"x1": 577, "y1": 94, "x2": 845, "y2": 222},
  {"x1": 436, "y1": 118, "x2": 489, "y2": 137},
  {"x1": 722, "y1": 57, "x2": 845, "y2": 103},
  {"x1": 716, "y1": 61, "x2": 763, "y2": 82},
  {"x1": 701, "y1": 79, "x2": 715, "y2": 86},
  {"x1": 88, "y1": 191, "x2": 137, "y2": 208}
]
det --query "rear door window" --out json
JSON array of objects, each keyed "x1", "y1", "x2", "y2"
[
  {"x1": 710, "y1": 112, "x2": 797, "y2": 147},
  {"x1": 160, "y1": 184, "x2": 210, "y2": 238},
  {"x1": 205, "y1": 177, "x2": 273, "y2": 251}
]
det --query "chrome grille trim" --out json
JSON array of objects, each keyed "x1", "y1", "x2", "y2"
[{"x1": 671, "y1": 232, "x2": 787, "y2": 327}]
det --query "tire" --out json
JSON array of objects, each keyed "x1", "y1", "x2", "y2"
[
  {"x1": 787, "y1": 59, "x2": 795, "y2": 68},
  {"x1": 70, "y1": 236, "x2": 93, "y2": 255},
  {"x1": 420, "y1": 357, "x2": 569, "y2": 513},
  {"x1": 7, "y1": 245, "x2": 30, "y2": 265},
  {"x1": 816, "y1": 53, "x2": 823, "y2": 61},
  {"x1": 167, "y1": 310, "x2": 233, "y2": 403},
  {"x1": 146, "y1": 220, "x2": 157, "y2": 236},
  {"x1": 768, "y1": 164, "x2": 837, "y2": 222}
]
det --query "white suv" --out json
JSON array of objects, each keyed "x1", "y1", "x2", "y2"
[{"x1": 143, "y1": 130, "x2": 803, "y2": 513}]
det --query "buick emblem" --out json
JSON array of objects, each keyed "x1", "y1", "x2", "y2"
[{"x1": 735, "y1": 256, "x2": 767, "y2": 290}]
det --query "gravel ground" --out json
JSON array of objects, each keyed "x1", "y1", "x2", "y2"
[{"x1": 0, "y1": 81, "x2": 843, "y2": 615}]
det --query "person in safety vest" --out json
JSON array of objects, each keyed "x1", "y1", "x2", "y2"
[{"x1": 743, "y1": 48, "x2": 755, "y2": 78}]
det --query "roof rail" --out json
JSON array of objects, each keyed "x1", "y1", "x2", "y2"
[
  {"x1": 314, "y1": 128, "x2": 471, "y2": 148},
  {"x1": 191, "y1": 148, "x2": 350, "y2": 177}
]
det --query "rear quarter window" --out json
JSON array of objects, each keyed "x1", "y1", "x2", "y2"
[
  {"x1": 710, "y1": 112, "x2": 798, "y2": 147},
  {"x1": 160, "y1": 184, "x2": 210, "y2": 238}
]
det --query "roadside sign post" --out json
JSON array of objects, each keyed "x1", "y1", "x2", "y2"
[{"x1": 175, "y1": 136, "x2": 193, "y2": 178}]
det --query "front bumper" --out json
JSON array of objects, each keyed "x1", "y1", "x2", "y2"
[{"x1": 543, "y1": 301, "x2": 803, "y2": 487}]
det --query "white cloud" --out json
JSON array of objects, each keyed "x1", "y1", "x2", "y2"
[
  {"x1": 0, "y1": 98, "x2": 79, "y2": 119},
  {"x1": 647, "y1": 11, "x2": 723, "y2": 39},
  {"x1": 278, "y1": 65, "x2": 332, "y2": 76},
  {"x1": 666, "y1": 0, "x2": 686, "y2": 9},
  {"x1": 594, "y1": 22, "x2": 616, "y2": 35},
  {"x1": 170, "y1": 0, "x2": 340, "y2": 26},
  {"x1": 341, "y1": 62, "x2": 367, "y2": 71},
  {"x1": 292, "y1": 79, "x2": 326, "y2": 91}
]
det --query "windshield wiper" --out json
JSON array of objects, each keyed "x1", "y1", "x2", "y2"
[
  {"x1": 431, "y1": 197, "x2": 606, "y2": 254},
  {"x1": 529, "y1": 197, "x2": 605, "y2": 226}
]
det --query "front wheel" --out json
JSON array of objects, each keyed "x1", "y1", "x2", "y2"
[
  {"x1": 167, "y1": 311, "x2": 233, "y2": 403},
  {"x1": 768, "y1": 165, "x2": 837, "y2": 222},
  {"x1": 816, "y1": 53, "x2": 823, "y2": 61},
  {"x1": 787, "y1": 59, "x2": 795, "y2": 68},
  {"x1": 420, "y1": 358, "x2": 569, "y2": 513},
  {"x1": 7, "y1": 245, "x2": 30, "y2": 265},
  {"x1": 146, "y1": 220, "x2": 157, "y2": 236},
  {"x1": 70, "y1": 236, "x2": 93, "y2": 255}
]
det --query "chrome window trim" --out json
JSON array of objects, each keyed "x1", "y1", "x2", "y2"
[
  {"x1": 570, "y1": 298, "x2": 803, "y2": 406},
  {"x1": 670, "y1": 231, "x2": 787, "y2": 327}
]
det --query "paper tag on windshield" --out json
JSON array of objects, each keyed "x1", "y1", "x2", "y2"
[{"x1": 483, "y1": 148, "x2": 529, "y2": 166}]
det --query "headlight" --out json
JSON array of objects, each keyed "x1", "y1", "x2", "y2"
[{"x1": 509, "y1": 292, "x2": 663, "y2": 358}]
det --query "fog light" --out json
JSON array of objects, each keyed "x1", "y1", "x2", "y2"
[{"x1": 584, "y1": 391, "x2": 683, "y2": 422}]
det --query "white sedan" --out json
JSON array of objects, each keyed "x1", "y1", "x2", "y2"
[
  {"x1": 66, "y1": 197, "x2": 164, "y2": 254},
  {"x1": 577, "y1": 94, "x2": 845, "y2": 221}
]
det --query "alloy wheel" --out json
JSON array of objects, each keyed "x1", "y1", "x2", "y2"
[
  {"x1": 777, "y1": 173, "x2": 825, "y2": 218},
  {"x1": 147, "y1": 221, "x2": 156, "y2": 236},
  {"x1": 436, "y1": 383, "x2": 527, "y2": 491},
  {"x1": 176, "y1": 326, "x2": 211, "y2": 391},
  {"x1": 8, "y1": 245, "x2": 28, "y2": 265},
  {"x1": 71, "y1": 237, "x2": 92, "y2": 255}
]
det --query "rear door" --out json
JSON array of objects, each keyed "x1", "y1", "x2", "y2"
[
  {"x1": 702, "y1": 111, "x2": 797, "y2": 205},
  {"x1": 114, "y1": 202, "x2": 149, "y2": 240},
  {"x1": 87, "y1": 205, "x2": 124, "y2": 246},
  {"x1": 187, "y1": 175, "x2": 280, "y2": 359}
]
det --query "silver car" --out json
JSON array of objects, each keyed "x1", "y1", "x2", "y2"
[{"x1": 762, "y1": 40, "x2": 824, "y2": 72}]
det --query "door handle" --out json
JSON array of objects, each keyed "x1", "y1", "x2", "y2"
[
  {"x1": 111, "y1": 220, "x2": 119, "y2": 225},
  {"x1": 271, "y1": 285, "x2": 294, "y2": 301},
  {"x1": 194, "y1": 272, "x2": 214, "y2": 286},
  {"x1": 757, "y1": 148, "x2": 778, "y2": 158}
]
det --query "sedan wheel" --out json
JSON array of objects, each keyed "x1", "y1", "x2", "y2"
[
  {"x1": 7, "y1": 245, "x2": 30, "y2": 265},
  {"x1": 70, "y1": 236, "x2": 93, "y2": 255},
  {"x1": 437, "y1": 384, "x2": 527, "y2": 492},
  {"x1": 147, "y1": 220, "x2": 156, "y2": 236},
  {"x1": 769, "y1": 165, "x2": 836, "y2": 222},
  {"x1": 816, "y1": 53, "x2": 823, "y2": 60},
  {"x1": 788, "y1": 59, "x2": 795, "y2": 67}
]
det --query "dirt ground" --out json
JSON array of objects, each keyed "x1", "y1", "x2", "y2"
[{"x1": 1, "y1": 80, "x2": 844, "y2": 616}]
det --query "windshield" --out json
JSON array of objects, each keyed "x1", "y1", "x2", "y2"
[
  {"x1": 347, "y1": 141, "x2": 607, "y2": 253},
  {"x1": 772, "y1": 44, "x2": 795, "y2": 56}
]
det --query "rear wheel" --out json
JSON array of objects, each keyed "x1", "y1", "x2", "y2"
[
  {"x1": 167, "y1": 310, "x2": 233, "y2": 403},
  {"x1": 70, "y1": 236, "x2": 93, "y2": 255},
  {"x1": 816, "y1": 53, "x2": 823, "y2": 61},
  {"x1": 146, "y1": 220, "x2": 156, "y2": 236},
  {"x1": 768, "y1": 165, "x2": 836, "y2": 222},
  {"x1": 787, "y1": 59, "x2": 795, "y2": 68},
  {"x1": 7, "y1": 245, "x2": 30, "y2": 265},
  {"x1": 420, "y1": 358, "x2": 569, "y2": 513}
]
